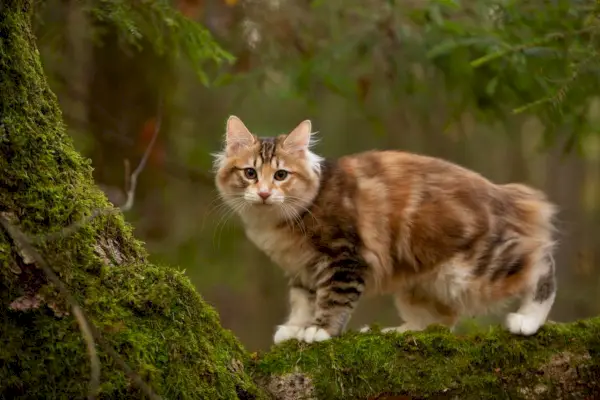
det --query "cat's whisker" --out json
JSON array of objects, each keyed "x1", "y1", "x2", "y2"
[
  {"x1": 283, "y1": 203, "x2": 308, "y2": 238},
  {"x1": 212, "y1": 197, "x2": 246, "y2": 249},
  {"x1": 200, "y1": 193, "x2": 241, "y2": 233},
  {"x1": 212, "y1": 206, "x2": 235, "y2": 249},
  {"x1": 206, "y1": 195, "x2": 243, "y2": 218},
  {"x1": 278, "y1": 204, "x2": 295, "y2": 234},
  {"x1": 284, "y1": 198, "x2": 317, "y2": 227},
  {"x1": 214, "y1": 201, "x2": 248, "y2": 250},
  {"x1": 285, "y1": 204, "x2": 307, "y2": 238}
]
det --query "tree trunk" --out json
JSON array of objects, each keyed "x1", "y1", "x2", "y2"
[
  {"x1": 0, "y1": 2, "x2": 262, "y2": 399},
  {"x1": 1, "y1": 2, "x2": 600, "y2": 400}
]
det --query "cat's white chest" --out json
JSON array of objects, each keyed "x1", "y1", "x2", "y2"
[{"x1": 244, "y1": 224, "x2": 316, "y2": 274}]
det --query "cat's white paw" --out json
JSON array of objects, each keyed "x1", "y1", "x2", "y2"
[
  {"x1": 359, "y1": 325, "x2": 415, "y2": 334},
  {"x1": 505, "y1": 312, "x2": 542, "y2": 336},
  {"x1": 300, "y1": 326, "x2": 331, "y2": 343},
  {"x1": 273, "y1": 325, "x2": 304, "y2": 344}
]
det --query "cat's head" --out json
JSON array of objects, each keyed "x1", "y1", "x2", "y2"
[{"x1": 213, "y1": 116, "x2": 323, "y2": 221}]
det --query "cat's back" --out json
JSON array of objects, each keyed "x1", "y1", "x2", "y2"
[
  {"x1": 311, "y1": 149, "x2": 554, "y2": 290},
  {"x1": 344, "y1": 149, "x2": 490, "y2": 185},
  {"x1": 322, "y1": 149, "x2": 496, "y2": 205},
  {"x1": 326, "y1": 149, "x2": 550, "y2": 230}
]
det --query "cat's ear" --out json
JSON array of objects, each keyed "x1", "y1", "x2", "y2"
[
  {"x1": 225, "y1": 115, "x2": 255, "y2": 154},
  {"x1": 283, "y1": 120, "x2": 312, "y2": 152}
]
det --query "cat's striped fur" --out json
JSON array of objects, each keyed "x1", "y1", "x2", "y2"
[{"x1": 213, "y1": 116, "x2": 558, "y2": 343}]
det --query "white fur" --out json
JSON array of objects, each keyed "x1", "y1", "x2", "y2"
[
  {"x1": 274, "y1": 325, "x2": 333, "y2": 343},
  {"x1": 505, "y1": 255, "x2": 556, "y2": 336},
  {"x1": 274, "y1": 325, "x2": 305, "y2": 343},
  {"x1": 244, "y1": 220, "x2": 319, "y2": 275},
  {"x1": 211, "y1": 150, "x2": 227, "y2": 172},
  {"x1": 299, "y1": 326, "x2": 331, "y2": 343},
  {"x1": 429, "y1": 263, "x2": 474, "y2": 311},
  {"x1": 273, "y1": 287, "x2": 317, "y2": 343},
  {"x1": 306, "y1": 148, "x2": 324, "y2": 175},
  {"x1": 505, "y1": 304, "x2": 551, "y2": 336},
  {"x1": 243, "y1": 190, "x2": 285, "y2": 205}
]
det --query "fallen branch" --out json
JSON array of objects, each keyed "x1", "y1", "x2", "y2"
[{"x1": 256, "y1": 320, "x2": 600, "y2": 400}]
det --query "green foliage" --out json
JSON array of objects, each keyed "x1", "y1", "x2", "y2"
[
  {"x1": 235, "y1": 0, "x2": 600, "y2": 149},
  {"x1": 35, "y1": 0, "x2": 234, "y2": 85},
  {"x1": 254, "y1": 320, "x2": 600, "y2": 399},
  {"x1": 86, "y1": 0, "x2": 234, "y2": 83}
]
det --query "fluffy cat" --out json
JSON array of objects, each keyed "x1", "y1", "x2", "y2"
[{"x1": 213, "y1": 116, "x2": 558, "y2": 344}]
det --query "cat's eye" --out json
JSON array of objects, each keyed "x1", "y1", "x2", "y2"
[
  {"x1": 244, "y1": 168, "x2": 257, "y2": 180},
  {"x1": 274, "y1": 170, "x2": 288, "y2": 181}
]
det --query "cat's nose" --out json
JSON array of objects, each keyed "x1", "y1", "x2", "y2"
[{"x1": 258, "y1": 191, "x2": 271, "y2": 201}]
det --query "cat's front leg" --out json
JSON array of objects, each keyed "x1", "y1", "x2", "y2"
[
  {"x1": 273, "y1": 284, "x2": 315, "y2": 344},
  {"x1": 299, "y1": 260, "x2": 367, "y2": 343}
]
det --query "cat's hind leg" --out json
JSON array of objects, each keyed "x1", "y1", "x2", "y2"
[
  {"x1": 361, "y1": 290, "x2": 458, "y2": 334},
  {"x1": 505, "y1": 253, "x2": 556, "y2": 336}
]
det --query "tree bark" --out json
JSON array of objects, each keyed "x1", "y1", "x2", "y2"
[{"x1": 1, "y1": 2, "x2": 599, "y2": 400}]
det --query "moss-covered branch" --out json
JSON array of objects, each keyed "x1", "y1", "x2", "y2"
[{"x1": 255, "y1": 320, "x2": 600, "y2": 400}]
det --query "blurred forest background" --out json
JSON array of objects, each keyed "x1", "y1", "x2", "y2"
[{"x1": 32, "y1": 0, "x2": 600, "y2": 350}]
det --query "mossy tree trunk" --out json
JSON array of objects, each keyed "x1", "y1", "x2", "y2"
[
  {"x1": 0, "y1": 1, "x2": 263, "y2": 399},
  {"x1": 1, "y1": 1, "x2": 600, "y2": 400}
]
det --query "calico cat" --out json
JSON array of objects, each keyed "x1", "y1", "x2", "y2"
[{"x1": 213, "y1": 116, "x2": 557, "y2": 344}]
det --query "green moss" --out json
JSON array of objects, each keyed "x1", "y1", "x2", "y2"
[
  {"x1": 0, "y1": 3, "x2": 265, "y2": 399},
  {"x1": 1, "y1": 263, "x2": 264, "y2": 399},
  {"x1": 253, "y1": 320, "x2": 600, "y2": 399}
]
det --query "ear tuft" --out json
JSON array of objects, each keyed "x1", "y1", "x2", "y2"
[
  {"x1": 283, "y1": 120, "x2": 313, "y2": 151},
  {"x1": 225, "y1": 115, "x2": 255, "y2": 154}
]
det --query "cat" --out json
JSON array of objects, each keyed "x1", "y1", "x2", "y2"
[{"x1": 213, "y1": 115, "x2": 558, "y2": 344}]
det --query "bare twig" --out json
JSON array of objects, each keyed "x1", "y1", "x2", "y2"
[
  {"x1": 34, "y1": 98, "x2": 163, "y2": 244},
  {"x1": 124, "y1": 159, "x2": 131, "y2": 193},
  {"x1": 0, "y1": 213, "x2": 101, "y2": 400},
  {"x1": 121, "y1": 100, "x2": 162, "y2": 212},
  {"x1": 63, "y1": 113, "x2": 213, "y2": 186},
  {"x1": 0, "y1": 214, "x2": 163, "y2": 400},
  {"x1": 59, "y1": 82, "x2": 212, "y2": 186}
]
